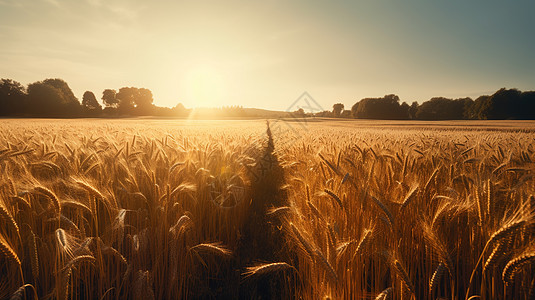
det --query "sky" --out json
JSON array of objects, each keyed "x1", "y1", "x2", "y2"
[{"x1": 1, "y1": 0, "x2": 534, "y2": 111}]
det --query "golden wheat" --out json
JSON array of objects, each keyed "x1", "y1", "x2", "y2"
[
  {"x1": 243, "y1": 262, "x2": 294, "y2": 277},
  {"x1": 0, "y1": 119, "x2": 533, "y2": 299}
]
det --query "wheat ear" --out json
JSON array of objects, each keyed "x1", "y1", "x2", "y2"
[
  {"x1": 375, "y1": 287, "x2": 392, "y2": 300},
  {"x1": 0, "y1": 234, "x2": 20, "y2": 266},
  {"x1": 28, "y1": 230, "x2": 39, "y2": 278},
  {"x1": 392, "y1": 259, "x2": 414, "y2": 295},
  {"x1": 429, "y1": 262, "x2": 445, "y2": 292},
  {"x1": 34, "y1": 186, "x2": 61, "y2": 213},
  {"x1": 502, "y1": 249, "x2": 535, "y2": 285},
  {"x1": 243, "y1": 262, "x2": 294, "y2": 278},
  {"x1": 189, "y1": 242, "x2": 232, "y2": 257}
]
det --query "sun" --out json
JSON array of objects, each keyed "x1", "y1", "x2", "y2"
[{"x1": 184, "y1": 65, "x2": 226, "y2": 108}]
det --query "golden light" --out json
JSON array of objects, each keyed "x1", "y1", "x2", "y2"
[{"x1": 183, "y1": 65, "x2": 226, "y2": 108}]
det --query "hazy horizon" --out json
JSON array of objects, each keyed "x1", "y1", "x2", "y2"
[{"x1": 1, "y1": 0, "x2": 534, "y2": 110}]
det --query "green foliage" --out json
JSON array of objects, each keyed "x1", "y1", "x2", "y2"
[
  {"x1": 27, "y1": 78, "x2": 81, "y2": 117},
  {"x1": 42, "y1": 79, "x2": 79, "y2": 106},
  {"x1": 82, "y1": 91, "x2": 102, "y2": 111},
  {"x1": 0, "y1": 79, "x2": 27, "y2": 116},
  {"x1": 2, "y1": 76, "x2": 534, "y2": 120},
  {"x1": 102, "y1": 89, "x2": 118, "y2": 108},
  {"x1": 349, "y1": 88, "x2": 534, "y2": 120},
  {"x1": 332, "y1": 103, "x2": 344, "y2": 117},
  {"x1": 352, "y1": 94, "x2": 409, "y2": 119},
  {"x1": 116, "y1": 87, "x2": 155, "y2": 115},
  {"x1": 409, "y1": 101, "x2": 419, "y2": 119},
  {"x1": 464, "y1": 89, "x2": 535, "y2": 120},
  {"x1": 416, "y1": 97, "x2": 472, "y2": 120}
]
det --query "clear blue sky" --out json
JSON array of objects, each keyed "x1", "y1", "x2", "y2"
[{"x1": 1, "y1": 0, "x2": 534, "y2": 110}]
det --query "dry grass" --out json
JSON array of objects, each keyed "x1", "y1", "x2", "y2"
[{"x1": 0, "y1": 118, "x2": 534, "y2": 299}]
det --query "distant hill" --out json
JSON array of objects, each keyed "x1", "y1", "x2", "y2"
[{"x1": 185, "y1": 107, "x2": 292, "y2": 119}]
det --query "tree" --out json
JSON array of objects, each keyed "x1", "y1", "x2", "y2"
[
  {"x1": 465, "y1": 95, "x2": 490, "y2": 119},
  {"x1": 464, "y1": 89, "x2": 527, "y2": 120},
  {"x1": 27, "y1": 78, "x2": 81, "y2": 117},
  {"x1": 292, "y1": 107, "x2": 305, "y2": 118},
  {"x1": 351, "y1": 102, "x2": 359, "y2": 118},
  {"x1": 400, "y1": 102, "x2": 410, "y2": 119},
  {"x1": 135, "y1": 88, "x2": 154, "y2": 115},
  {"x1": 174, "y1": 102, "x2": 186, "y2": 112},
  {"x1": 82, "y1": 91, "x2": 101, "y2": 111},
  {"x1": 102, "y1": 89, "x2": 118, "y2": 108},
  {"x1": 116, "y1": 87, "x2": 136, "y2": 114},
  {"x1": 483, "y1": 88, "x2": 522, "y2": 119},
  {"x1": 27, "y1": 82, "x2": 62, "y2": 116},
  {"x1": 315, "y1": 110, "x2": 333, "y2": 117},
  {"x1": 0, "y1": 79, "x2": 27, "y2": 116},
  {"x1": 42, "y1": 78, "x2": 79, "y2": 106},
  {"x1": 409, "y1": 101, "x2": 419, "y2": 120},
  {"x1": 416, "y1": 97, "x2": 472, "y2": 120},
  {"x1": 463, "y1": 89, "x2": 535, "y2": 120},
  {"x1": 340, "y1": 110, "x2": 352, "y2": 118},
  {"x1": 113, "y1": 87, "x2": 156, "y2": 115},
  {"x1": 171, "y1": 102, "x2": 189, "y2": 117},
  {"x1": 352, "y1": 94, "x2": 408, "y2": 119},
  {"x1": 519, "y1": 91, "x2": 535, "y2": 119},
  {"x1": 332, "y1": 103, "x2": 344, "y2": 117}
]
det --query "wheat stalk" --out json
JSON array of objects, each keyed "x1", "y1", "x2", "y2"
[
  {"x1": 315, "y1": 248, "x2": 338, "y2": 283},
  {"x1": 502, "y1": 249, "x2": 535, "y2": 285},
  {"x1": 10, "y1": 196, "x2": 30, "y2": 210},
  {"x1": 324, "y1": 189, "x2": 343, "y2": 210},
  {"x1": 371, "y1": 196, "x2": 394, "y2": 228},
  {"x1": 352, "y1": 229, "x2": 372, "y2": 261},
  {"x1": 133, "y1": 270, "x2": 155, "y2": 300},
  {"x1": 290, "y1": 223, "x2": 315, "y2": 259},
  {"x1": 429, "y1": 262, "x2": 445, "y2": 292},
  {"x1": 169, "y1": 214, "x2": 193, "y2": 236},
  {"x1": 400, "y1": 184, "x2": 418, "y2": 210},
  {"x1": 61, "y1": 255, "x2": 96, "y2": 271},
  {"x1": 392, "y1": 259, "x2": 414, "y2": 295},
  {"x1": 307, "y1": 200, "x2": 325, "y2": 222},
  {"x1": 58, "y1": 267, "x2": 71, "y2": 300},
  {"x1": 75, "y1": 179, "x2": 106, "y2": 200},
  {"x1": 375, "y1": 287, "x2": 392, "y2": 300},
  {"x1": 189, "y1": 242, "x2": 232, "y2": 257},
  {"x1": 0, "y1": 203, "x2": 20, "y2": 238},
  {"x1": 34, "y1": 186, "x2": 61, "y2": 213},
  {"x1": 483, "y1": 239, "x2": 511, "y2": 273},
  {"x1": 0, "y1": 233, "x2": 20, "y2": 266},
  {"x1": 28, "y1": 230, "x2": 39, "y2": 279},
  {"x1": 243, "y1": 262, "x2": 294, "y2": 278},
  {"x1": 9, "y1": 284, "x2": 38, "y2": 300},
  {"x1": 267, "y1": 206, "x2": 292, "y2": 217}
]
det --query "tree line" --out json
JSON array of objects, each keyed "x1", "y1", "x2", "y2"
[
  {"x1": 1, "y1": 77, "x2": 533, "y2": 119},
  {"x1": 321, "y1": 88, "x2": 535, "y2": 120},
  {"x1": 0, "y1": 77, "x2": 285, "y2": 118},
  {"x1": 0, "y1": 78, "x2": 189, "y2": 117}
]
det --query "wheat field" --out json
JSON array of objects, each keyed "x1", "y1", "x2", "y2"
[{"x1": 0, "y1": 118, "x2": 534, "y2": 299}]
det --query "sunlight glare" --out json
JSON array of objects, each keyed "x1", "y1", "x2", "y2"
[{"x1": 184, "y1": 65, "x2": 226, "y2": 108}]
